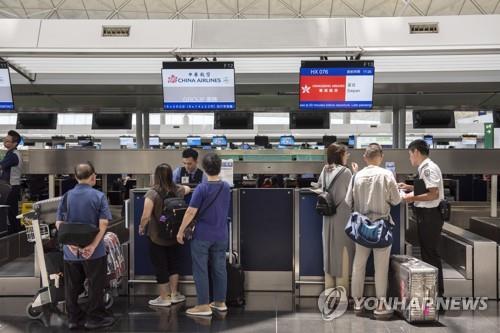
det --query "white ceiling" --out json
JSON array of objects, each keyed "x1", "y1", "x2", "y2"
[{"x1": 0, "y1": 0, "x2": 499, "y2": 20}]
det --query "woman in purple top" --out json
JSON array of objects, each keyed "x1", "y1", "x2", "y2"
[{"x1": 177, "y1": 153, "x2": 231, "y2": 316}]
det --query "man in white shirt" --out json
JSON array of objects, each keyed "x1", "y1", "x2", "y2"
[
  {"x1": 400, "y1": 139, "x2": 445, "y2": 297},
  {"x1": 346, "y1": 143, "x2": 401, "y2": 319}
]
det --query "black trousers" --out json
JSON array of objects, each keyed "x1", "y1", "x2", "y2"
[
  {"x1": 415, "y1": 206, "x2": 445, "y2": 296},
  {"x1": 148, "y1": 238, "x2": 180, "y2": 284},
  {"x1": 64, "y1": 256, "x2": 108, "y2": 322},
  {"x1": 7, "y1": 185, "x2": 20, "y2": 234}
]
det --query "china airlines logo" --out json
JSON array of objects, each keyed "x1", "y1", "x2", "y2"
[{"x1": 168, "y1": 75, "x2": 178, "y2": 83}]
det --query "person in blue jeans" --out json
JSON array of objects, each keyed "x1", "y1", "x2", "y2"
[{"x1": 177, "y1": 153, "x2": 231, "y2": 316}]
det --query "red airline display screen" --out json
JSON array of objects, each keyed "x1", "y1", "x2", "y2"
[{"x1": 299, "y1": 61, "x2": 374, "y2": 110}]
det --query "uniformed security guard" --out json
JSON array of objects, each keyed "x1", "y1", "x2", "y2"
[
  {"x1": 0, "y1": 130, "x2": 23, "y2": 234},
  {"x1": 400, "y1": 139, "x2": 445, "y2": 297},
  {"x1": 173, "y1": 148, "x2": 207, "y2": 186},
  {"x1": 56, "y1": 162, "x2": 115, "y2": 330}
]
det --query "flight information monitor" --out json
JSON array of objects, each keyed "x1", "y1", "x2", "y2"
[
  {"x1": 187, "y1": 136, "x2": 202, "y2": 147},
  {"x1": 162, "y1": 62, "x2": 235, "y2": 111},
  {"x1": 149, "y1": 136, "x2": 160, "y2": 147},
  {"x1": 0, "y1": 62, "x2": 14, "y2": 111},
  {"x1": 299, "y1": 61, "x2": 374, "y2": 110},
  {"x1": 212, "y1": 136, "x2": 228, "y2": 147},
  {"x1": 280, "y1": 135, "x2": 295, "y2": 146}
]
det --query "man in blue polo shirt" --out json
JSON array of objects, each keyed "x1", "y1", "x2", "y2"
[{"x1": 56, "y1": 162, "x2": 115, "y2": 330}]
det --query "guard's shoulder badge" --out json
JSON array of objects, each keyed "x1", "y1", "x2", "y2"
[{"x1": 424, "y1": 169, "x2": 431, "y2": 178}]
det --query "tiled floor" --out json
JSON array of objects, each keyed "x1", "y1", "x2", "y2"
[{"x1": 0, "y1": 294, "x2": 499, "y2": 332}]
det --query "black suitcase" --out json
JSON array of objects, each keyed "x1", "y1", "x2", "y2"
[
  {"x1": 226, "y1": 251, "x2": 245, "y2": 307},
  {"x1": 209, "y1": 218, "x2": 245, "y2": 306}
]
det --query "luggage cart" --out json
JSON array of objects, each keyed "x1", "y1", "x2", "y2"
[
  {"x1": 25, "y1": 215, "x2": 59, "y2": 320},
  {"x1": 23, "y1": 202, "x2": 123, "y2": 320}
]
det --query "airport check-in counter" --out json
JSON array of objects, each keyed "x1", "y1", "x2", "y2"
[
  {"x1": 407, "y1": 210, "x2": 497, "y2": 298},
  {"x1": 469, "y1": 217, "x2": 500, "y2": 299},
  {"x1": 129, "y1": 186, "x2": 404, "y2": 296},
  {"x1": 12, "y1": 148, "x2": 500, "y2": 297}
]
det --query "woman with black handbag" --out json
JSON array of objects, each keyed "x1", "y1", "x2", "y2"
[
  {"x1": 314, "y1": 144, "x2": 356, "y2": 293},
  {"x1": 139, "y1": 163, "x2": 191, "y2": 307}
]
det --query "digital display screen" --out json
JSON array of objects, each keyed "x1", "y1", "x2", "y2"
[
  {"x1": 424, "y1": 135, "x2": 433, "y2": 147},
  {"x1": 0, "y1": 62, "x2": 14, "y2": 111},
  {"x1": 120, "y1": 137, "x2": 134, "y2": 147},
  {"x1": 149, "y1": 137, "x2": 160, "y2": 146},
  {"x1": 187, "y1": 136, "x2": 201, "y2": 147},
  {"x1": 348, "y1": 135, "x2": 356, "y2": 147},
  {"x1": 280, "y1": 135, "x2": 295, "y2": 146},
  {"x1": 212, "y1": 136, "x2": 228, "y2": 147},
  {"x1": 299, "y1": 61, "x2": 374, "y2": 110},
  {"x1": 162, "y1": 62, "x2": 235, "y2": 111}
]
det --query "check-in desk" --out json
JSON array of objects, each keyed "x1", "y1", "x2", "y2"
[
  {"x1": 295, "y1": 189, "x2": 404, "y2": 297},
  {"x1": 407, "y1": 210, "x2": 497, "y2": 298},
  {"x1": 129, "y1": 187, "x2": 404, "y2": 296},
  {"x1": 469, "y1": 217, "x2": 500, "y2": 299}
]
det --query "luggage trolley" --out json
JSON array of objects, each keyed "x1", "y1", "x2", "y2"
[
  {"x1": 24, "y1": 197, "x2": 124, "y2": 320},
  {"x1": 25, "y1": 214, "x2": 60, "y2": 320}
]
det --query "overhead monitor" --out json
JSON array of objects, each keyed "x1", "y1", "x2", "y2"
[
  {"x1": 0, "y1": 62, "x2": 14, "y2": 111},
  {"x1": 92, "y1": 112, "x2": 132, "y2": 130},
  {"x1": 211, "y1": 136, "x2": 228, "y2": 147},
  {"x1": 254, "y1": 135, "x2": 269, "y2": 147},
  {"x1": 162, "y1": 62, "x2": 235, "y2": 111},
  {"x1": 299, "y1": 60, "x2": 374, "y2": 110},
  {"x1": 187, "y1": 136, "x2": 201, "y2": 147},
  {"x1": 290, "y1": 111, "x2": 330, "y2": 129},
  {"x1": 280, "y1": 135, "x2": 295, "y2": 146},
  {"x1": 413, "y1": 110, "x2": 455, "y2": 129},
  {"x1": 16, "y1": 113, "x2": 57, "y2": 129},
  {"x1": 214, "y1": 112, "x2": 253, "y2": 130}
]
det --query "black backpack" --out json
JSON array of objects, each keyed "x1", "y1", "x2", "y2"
[
  {"x1": 155, "y1": 189, "x2": 188, "y2": 241},
  {"x1": 315, "y1": 167, "x2": 346, "y2": 216}
]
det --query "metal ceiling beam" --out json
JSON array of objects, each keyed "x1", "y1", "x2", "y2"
[
  {"x1": 45, "y1": 0, "x2": 68, "y2": 19},
  {"x1": 170, "y1": 0, "x2": 197, "y2": 19},
  {"x1": 340, "y1": 0, "x2": 363, "y2": 17},
  {"x1": 106, "y1": 0, "x2": 134, "y2": 20},
  {"x1": 0, "y1": 57, "x2": 36, "y2": 82},
  {"x1": 469, "y1": 0, "x2": 487, "y2": 14}
]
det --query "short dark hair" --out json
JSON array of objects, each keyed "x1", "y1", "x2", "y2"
[
  {"x1": 408, "y1": 139, "x2": 430, "y2": 156},
  {"x1": 182, "y1": 148, "x2": 198, "y2": 160},
  {"x1": 326, "y1": 143, "x2": 347, "y2": 166},
  {"x1": 364, "y1": 143, "x2": 383, "y2": 159},
  {"x1": 74, "y1": 162, "x2": 96, "y2": 180},
  {"x1": 7, "y1": 130, "x2": 21, "y2": 144},
  {"x1": 202, "y1": 153, "x2": 221, "y2": 176}
]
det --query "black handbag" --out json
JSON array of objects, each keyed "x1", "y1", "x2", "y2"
[
  {"x1": 184, "y1": 183, "x2": 225, "y2": 240},
  {"x1": 57, "y1": 193, "x2": 98, "y2": 248}
]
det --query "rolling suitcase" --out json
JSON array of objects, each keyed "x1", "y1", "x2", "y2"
[
  {"x1": 389, "y1": 255, "x2": 438, "y2": 323},
  {"x1": 226, "y1": 218, "x2": 245, "y2": 306}
]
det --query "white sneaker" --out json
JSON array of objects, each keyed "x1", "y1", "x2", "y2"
[
  {"x1": 209, "y1": 302, "x2": 228, "y2": 312},
  {"x1": 148, "y1": 296, "x2": 172, "y2": 307},
  {"x1": 186, "y1": 305, "x2": 213, "y2": 316},
  {"x1": 170, "y1": 293, "x2": 186, "y2": 304}
]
